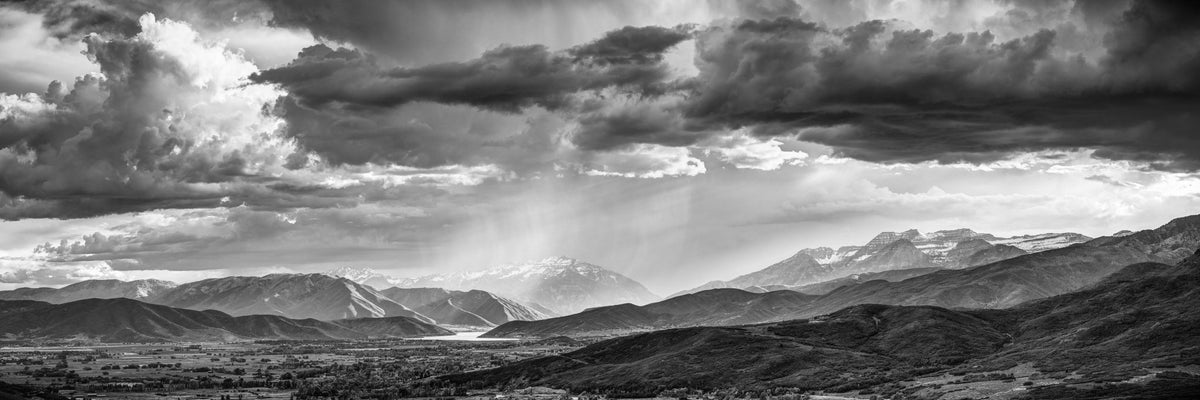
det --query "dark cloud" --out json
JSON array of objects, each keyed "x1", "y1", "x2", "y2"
[
  {"x1": 249, "y1": 25, "x2": 692, "y2": 168},
  {"x1": 568, "y1": 95, "x2": 709, "y2": 151},
  {"x1": 271, "y1": 95, "x2": 566, "y2": 170},
  {"x1": 5, "y1": 0, "x2": 267, "y2": 38},
  {"x1": 562, "y1": 1, "x2": 1200, "y2": 170},
  {"x1": 252, "y1": 24, "x2": 692, "y2": 113},
  {"x1": 5, "y1": 0, "x2": 1200, "y2": 224},
  {"x1": 567, "y1": 25, "x2": 694, "y2": 65},
  {"x1": 260, "y1": 0, "x2": 669, "y2": 65},
  {"x1": 248, "y1": 0, "x2": 1200, "y2": 171}
]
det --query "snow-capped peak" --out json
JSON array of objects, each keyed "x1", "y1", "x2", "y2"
[
  {"x1": 325, "y1": 266, "x2": 383, "y2": 282},
  {"x1": 323, "y1": 267, "x2": 403, "y2": 289},
  {"x1": 391, "y1": 256, "x2": 658, "y2": 314}
]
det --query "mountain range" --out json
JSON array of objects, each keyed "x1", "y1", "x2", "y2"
[
  {"x1": 2, "y1": 214, "x2": 1194, "y2": 355},
  {"x1": 0, "y1": 279, "x2": 177, "y2": 303},
  {"x1": 325, "y1": 266, "x2": 402, "y2": 290},
  {"x1": 482, "y1": 289, "x2": 819, "y2": 338},
  {"x1": 0, "y1": 256, "x2": 657, "y2": 326},
  {"x1": 391, "y1": 257, "x2": 660, "y2": 314},
  {"x1": 0, "y1": 298, "x2": 451, "y2": 342},
  {"x1": 379, "y1": 287, "x2": 552, "y2": 327},
  {"x1": 435, "y1": 247, "x2": 1200, "y2": 395},
  {"x1": 672, "y1": 229, "x2": 1086, "y2": 297},
  {"x1": 0, "y1": 272, "x2": 554, "y2": 328},
  {"x1": 483, "y1": 215, "x2": 1200, "y2": 338},
  {"x1": 146, "y1": 273, "x2": 434, "y2": 322}
]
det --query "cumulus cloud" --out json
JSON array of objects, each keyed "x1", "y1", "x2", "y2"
[
  {"x1": 13, "y1": 0, "x2": 1199, "y2": 176},
  {"x1": 0, "y1": 1, "x2": 313, "y2": 87},
  {"x1": 0, "y1": 14, "x2": 308, "y2": 218},
  {"x1": 0, "y1": 13, "x2": 504, "y2": 220},
  {"x1": 0, "y1": 8, "x2": 97, "y2": 94},
  {"x1": 702, "y1": 132, "x2": 808, "y2": 170}
]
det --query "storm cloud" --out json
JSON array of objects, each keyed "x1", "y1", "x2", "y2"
[
  {"x1": 251, "y1": 25, "x2": 692, "y2": 113},
  {"x1": 636, "y1": 1, "x2": 1200, "y2": 169},
  {"x1": 252, "y1": 0, "x2": 1200, "y2": 171}
]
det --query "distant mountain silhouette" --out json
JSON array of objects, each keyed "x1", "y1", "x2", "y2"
[
  {"x1": 438, "y1": 247, "x2": 1200, "y2": 394},
  {"x1": 0, "y1": 298, "x2": 450, "y2": 342},
  {"x1": 148, "y1": 273, "x2": 433, "y2": 322},
  {"x1": 672, "y1": 228, "x2": 1088, "y2": 297},
  {"x1": 486, "y1": 215, "x2": 1200, "y2": 338},
  {"x1": 483, "y1": 289, "x2": 818, "y2": 338},
  {"x1": 392, "y1": 257, "x2": 659, "y2": 314},
  {"x1": 380, "y1": 287, "x2": 551, "y2": 327},
  {"x1": 790, "y1": 266, "x2": 945, "y2": 295},
  {"x1": 0, "y1": 279, "x2": 176, "y2": 303}
]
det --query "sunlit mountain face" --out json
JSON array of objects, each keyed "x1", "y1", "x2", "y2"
[{"x1": 1, "y1": 0, "x2": 1199, "y2": 298}]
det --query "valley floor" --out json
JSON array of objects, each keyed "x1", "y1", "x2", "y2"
[{"x1": 0, "y1": 338, "x2": 587, "y2": 400}]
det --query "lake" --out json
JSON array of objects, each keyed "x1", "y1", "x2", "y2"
[{"x1": 418, "y1": 331, "x2": 519, "y2": 341}]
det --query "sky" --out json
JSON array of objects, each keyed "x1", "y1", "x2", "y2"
[{"x1": 0, "y1": 0, "x2": 1198, "y2": 294}]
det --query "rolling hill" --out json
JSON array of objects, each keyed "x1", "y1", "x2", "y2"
[
  {"x1": 672, "y1": 228, "x2": 1086, "y2": 297},
  {"x1": 0, "y1": 298, "x2": 450, "y2": 342},
  {"x1": 483, "y1": 288, "x2": 818, "y2": 338},
  {"x1": 0, "y1": 279, "x2": 177, "y2": 303},
  {"x1": 331, "y1": 316, "x2": 454, "y2": 338},
  {"x1": 789, "y1": 215, "x2": 1200, "y2": 318},
  {"x1": 436, "y1": 248, "x2": 1200, "y2": 395},
  {"x1": 790, "y1": 266, "x2": 945, "y2": 295},
  {"x1": 485, "y1": 214, "x2": 1200, "y2": 338}
]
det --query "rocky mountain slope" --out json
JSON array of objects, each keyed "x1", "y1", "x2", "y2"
[
  {"x1": 790, "y1": 267, "x2": 945, "y2": 295},
  {"x1": 325, "y1": 266, "x2": 398, "y2": 290},
  {"x1": 0, "y1": 279, "x2": 177, "y2": 303},
  {"x1": 679, "y1": 252, "x2": 832, "y2": 295},
  {"x1": 0, "y1": 298, "x2": 450, "y2": 342},
  {"x1": 436, "y1": 248, "x2": 1200, "y2": 395},
  {"x1": 147, "y1": 273, "x2": 433, "y2": 322},
  {"x1": 392, "y1": 257, "x2": 659, "y2": 314},
  {"x1": 380, "y1": 287, "x2": 551, "y2": 327},
  {"x1": 790, "y1": 215, "x2": 1200, "y2": 318},
  {"x1": 483, "y1": 289, "x2": 818, "y2": 338},
  {"x1": 485, "y1": 215, "x2": 1200, "y2": 338},
  {"x1": 674, "y1": 228, "x2": 1087, "y2": 297}
]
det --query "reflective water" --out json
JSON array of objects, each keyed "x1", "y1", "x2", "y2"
[{"x1": 419, "y1": 331, "x2": 518, "y2": 341}]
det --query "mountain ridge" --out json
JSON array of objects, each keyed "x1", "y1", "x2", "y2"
[
  {"x1": 435, "y1": 247, "x2": 1200, "y2": 394},
  {"x1": 0, "y1": 297, "x2": 452, "y2": 342},
  {"x1": 393, "y1": 257, "x2": 660, "y2": 314},
  {"x1": 0, "y1": 279, "x2": 177, "y2": 303},
  {"x1": 147, "y1": 273, "x2": 434, "y2": 322},
  {"x1": 486, "y1": 215, "x2": 1200, "y2": 338},
  {"x1": 379, "y1": 287, "x2": 552, "y2": 327},
  {"x1": 673, "y1": 228, "x2": 1089, "y2": 297}
]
